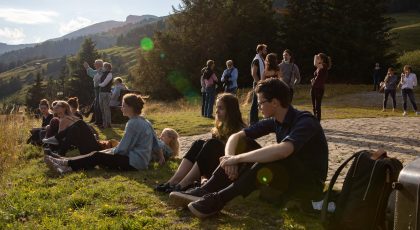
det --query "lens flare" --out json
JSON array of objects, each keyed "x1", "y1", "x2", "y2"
[
  {"x1": 257, "y1": 167, "x2": 273, "y2": 185},
  {"x1": 167, "y1": 71, "x2": 199, "y2": 101},
  {"x1": 140, "y1": 37, "x2": 154, "y2": 51}
]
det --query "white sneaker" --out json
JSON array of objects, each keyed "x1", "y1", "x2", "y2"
[
  {"x1": 381, "y1": 109, "x2": 386, "y2": 112},
  {"x1": 402, "y1": 111, "x2": 407, "y2": 116},
  {"x1": 416, "y1": 112, "x2": 420, "y2": 116},
  {"x1": 42, "y1": 137, "x2": 59, "y2": 145},
  {"x1": 44, "y1": 156, "x2": 72, "y2": 174}
]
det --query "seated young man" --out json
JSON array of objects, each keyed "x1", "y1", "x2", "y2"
[{"x1": 169, "y1": 78, "x2": 329, "y2": 218}]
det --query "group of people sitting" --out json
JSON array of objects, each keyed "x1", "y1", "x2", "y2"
[{"x1": 30, "y1": 77, "x2": 330, "y2": 219}]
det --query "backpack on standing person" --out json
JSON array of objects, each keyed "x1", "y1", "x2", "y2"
[{"x1": 321, "y1": 150, "x2": 403, "y2": 230}]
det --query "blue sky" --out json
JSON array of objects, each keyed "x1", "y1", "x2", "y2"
[{"x1": 0, "y1": 0, "x2": 182, "y2": 44}]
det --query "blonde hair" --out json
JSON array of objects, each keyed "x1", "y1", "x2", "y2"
[
  {"x1": 226, "y1": 60, "x2": 233, "y2": 68},
  {"x1": 162, "y1": 128, "x2": 180, "y2": 157}
]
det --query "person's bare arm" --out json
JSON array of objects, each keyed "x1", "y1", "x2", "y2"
[{"x1": 251, "y1": 65, "x2": 259, "y2": 82}]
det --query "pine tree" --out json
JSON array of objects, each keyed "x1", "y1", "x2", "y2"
[{"x1": 26, "y1": 72, "x2": 45, "y2": 110}]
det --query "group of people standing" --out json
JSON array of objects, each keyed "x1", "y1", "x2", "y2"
[
  {"x1": 83, "y1": 59, "x2": 128, "y2": 129},
  {"x1": 201, "y1": 44, "x2": 331, "y2": 122},
  {"x1": 379, "y1": 64, "x2": 419, "y2": 116}
]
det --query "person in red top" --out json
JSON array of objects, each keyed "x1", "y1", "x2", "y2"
[{"x1": 310, "y1": 53, "x2": 331, "y2": 121}]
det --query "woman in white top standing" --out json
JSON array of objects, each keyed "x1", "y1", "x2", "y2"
[{"x1": 399, "y1": 65, "x2": 419, "y2": 116}]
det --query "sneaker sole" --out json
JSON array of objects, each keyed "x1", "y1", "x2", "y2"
[
  {"x1": 187, "y1": 202, "x2": 218, "y2": 218},
  {"x1": 169, "y1": 192, "x2": 201, "y2": 207},
  {"x1": 44, "y1": 156, "x2": 61, "y2": 174}
]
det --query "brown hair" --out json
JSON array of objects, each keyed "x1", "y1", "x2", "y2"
[
  {"x1": 256, "y1": 44, "x2": 267, "y2": 53},
  {"x1": 265, "y1": 53, "x2": 280, "y2": 72},
  {"x1": 103, "y1": 62, "x2": 112, "y2": 71},
  {"x1": 256, "y1": 78, "x2": 290, "y2": 108},
  {"x1": 161, "y1": 128, "x2": 180, "y2": 157},
  {"x1": 39, "y1": 99, "x2": 50, "y2": 109},
  {"x1": 123, "y1": 93, "x2": 145, "y2": 115},
  {"x1": 67, "y1": 97, "x2": 79, "y2": 110},
  {"x1": 206, "y1": 60, "x2": 214, "y2": 68},
  {"x1": 318, "y1": 53, "x2": 332, "y2": 70},
  {"x1": 211, "y1": 93, "x2": 246, "y2": 142},
  {"x1": 403, "y1": 65, "x2": 412, "y2": 73},
  {"x1": 114, "y1": 77, "x2": 123, "y2": 84},
  {"x1": 54, "y1": 101, "x2": 72, "y2": 116}
]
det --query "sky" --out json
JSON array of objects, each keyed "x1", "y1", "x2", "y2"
[{"x1": 0, "y1": 0, "x2": 182, "y2": 45}]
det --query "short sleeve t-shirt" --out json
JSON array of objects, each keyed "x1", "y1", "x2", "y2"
[{"x1": 243, "y1": 106, "x2": 329, "y2": 182}]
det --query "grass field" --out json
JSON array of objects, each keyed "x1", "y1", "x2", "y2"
[{"x1": 1, "y1": 84, "x2": 420, "y2": 229}]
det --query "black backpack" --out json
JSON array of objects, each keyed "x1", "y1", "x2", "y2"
[{"x1": 321, "y1": 150, "x2": 403, "y2": 230}]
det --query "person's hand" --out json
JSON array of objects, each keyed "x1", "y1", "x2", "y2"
[
  {"x1": 158, "y1": 155, "x2": 166, "y2": 166},
  {"x1": 83, "y1": 61, "x2": 89, "y2": 69},
  {"x1": 220, "y1": 156, "x2": 239, "y2": 180}
]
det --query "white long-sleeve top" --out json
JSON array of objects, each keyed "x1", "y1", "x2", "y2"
[{"x1": 400, "y1": 73, "x2": 418, "y2": 89}]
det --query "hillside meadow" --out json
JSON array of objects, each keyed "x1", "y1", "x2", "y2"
[{"x1": 1, "y1": 84, "x2": 420, "y2": 229}]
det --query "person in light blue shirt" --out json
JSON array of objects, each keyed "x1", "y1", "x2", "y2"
[
  {"x1": 83, "y1": 60, "x2": 103, "y2": 125},
  {"x1": 221, "y1": 60, "x2": 238, "y2": 94},
  {"x1": 44, "y1": 93, "x2": 164, "y2": 174}
]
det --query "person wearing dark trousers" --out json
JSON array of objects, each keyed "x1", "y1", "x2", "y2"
[
  {"x1": 156, "y1": 93, "x2": 247, "y2": 193},
  {"x1": 250, "y1": 44, "x2": 267, "y2": 125},
  {"x1": 51, "y1": 119, "x2": 101, "y2": 156},
  {"x1": 310, "y1": 53, "x2": 331, "y2": 121},
  {"x1": 84, "y1": 60, "x2": 103, "y2": 125},
  {"x1": 169, "y1": 79, "x2": 329, "y2": 218},
  {"x1": 44, "y1": 93, "x2": 163, "y2": 174},
  {"x1": 373, "y1": 63, "x2": 381, "y2": 91},
  {"x1": 382, "y1": 67, "x2": 398, "y2": 112},
  {"x1": 203, "y1": 60, "x2": 218, "y2": 118},
  {"x1": 399, "y1": 65, "x2": 419, "y2": 116},
  {"x1": 279, "y1": 49, "x2": 301, "y2": 102},
  {"x1": 200, "y1": 67, "x2": 207, "y2": 116}
]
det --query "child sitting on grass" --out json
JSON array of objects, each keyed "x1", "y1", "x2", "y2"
[{"x1": 155, "y1": 128, "x2": 180, "y2": 161}]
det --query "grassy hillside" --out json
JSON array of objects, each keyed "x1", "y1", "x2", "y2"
[{"x1": 390, "y1": 13, "x2": 420, "y2": 52}]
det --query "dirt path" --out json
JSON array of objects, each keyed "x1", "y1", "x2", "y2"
[{"x1": 179, "y1": 117, "x2": 420, "y2": 187}]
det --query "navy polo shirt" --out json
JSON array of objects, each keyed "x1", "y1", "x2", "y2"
[{"x1": 243, "y1": 106, "x2": 329, "y2": 182}]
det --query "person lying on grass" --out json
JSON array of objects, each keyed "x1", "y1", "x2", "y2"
[
  {"x1": 156, "y1": 93, "x2": 251, "y2": 193},
  {"x1": 169, "y1": 78, "x2": 329, "y2": 218},
  {"x1": 44, "y1": 93, "x2": 164, "y2": 174}
]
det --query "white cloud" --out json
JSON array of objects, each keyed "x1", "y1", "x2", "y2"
[
  {"x1": 0, "y1": 8, "x2": 58, "y2": 24},
  {"x1": 59, "y1": 17, "x2": 94, "y2": 35},
  {"x1": 0, "y1": 27, "x2": 26, "y2": 44}
]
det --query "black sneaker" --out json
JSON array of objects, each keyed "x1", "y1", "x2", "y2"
[
  {"x1": 169, "y1": 187, "x2": 209, "y2": 207},
  {"x1": 43, "y1": 148, "x2": 63, "y2": 159},
  {"x1": 188, "y1": 192, "x2": 225, "y2": 218},
  {"x1": 154, "y1": 183, "x2": 172, "y2": 193},
  {"x1": 166, "y1": 181, "x2": 201, "y2": 193}
]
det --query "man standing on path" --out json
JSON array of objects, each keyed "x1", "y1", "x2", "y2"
[
  {"x1": 249, "y1": 44, "x2": 267, "y2": 125},
  {"x1": 279, "y1": 49, "x2": 300, "y2": 102},
  {"x1": 84, "y1": 60, "x2": 103, "y2": 126}
]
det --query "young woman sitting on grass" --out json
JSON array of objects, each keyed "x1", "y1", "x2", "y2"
[
  {"x1": 156, "y1": 93, "x2": 249, "y2": 193},
  {"x1": 154, "y1": 128, "x2": 180, "y2": 161},
  {"x1": 42, "y1": 100, "x2": 100, "y2": 156},
  {"x1": 44, "y1": 93, "x2": 161, "y2": 174},
  {"x1": 27, "y1": 99, "x2": 54, "y2": 145}
]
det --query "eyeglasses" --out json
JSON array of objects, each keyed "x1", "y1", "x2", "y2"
[{"x1": 257, "y1": 100, "x2": 270, "y2": 108}]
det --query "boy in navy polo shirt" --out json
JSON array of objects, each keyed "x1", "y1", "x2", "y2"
[{"x1": 169, "y1": 78, "x2": 329, "y2": 218}]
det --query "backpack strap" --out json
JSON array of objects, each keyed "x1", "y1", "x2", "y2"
[{"x1": 321, "y1": 151, "x2": 364, "y2": 222}]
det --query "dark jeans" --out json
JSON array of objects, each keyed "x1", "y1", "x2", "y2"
[
  {"x1": 225, "y1": 87, "x2": 238, "y2": 95},
  {"x1": 183, "y1": 139, "x2": 225, "y2": 178},
  {"x1": 290, "y1": 88, "x2": 294, "y2": 103},
  {"x1": 201, "y1": 92, "x2": 206, "y2": 116},
  {"x1": 311, "y1": 87, "x2": 324, "y2": 121},
  {"x1": 383, "y1": 89, "x2": 396, "y2": 109},
  {"x1": 201, "y1": 138, "x2": 323, "y2": 204},
  {"x1": 55, "y1": 120, "x2": 101, "y2": 155},
  {"x1": 204, "y1": 87, "x2": 216, "y2": 117},
  {"x1": 373, "y1": 76, "x2": 380, "y2": 91},
  {"x1": 249, "y1": 82, "x2": 259, "y2": 125},
  {"x1": 68, "y1": 151, "x2": 136, "y2": 171},
  {"x1": 94, "y1": 87, "x2": 102, "y2": 125},
  {"x1": 402, "y1": 88, "x2": 418, "y2": 111}
]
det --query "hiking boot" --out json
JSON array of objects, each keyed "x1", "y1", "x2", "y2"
[
  {"x1": 169, "y1": 187, "x2": 209, "y2": 207},
  {"x1": 42, "y1": 137, "x2": 59, "y2": 145},
  {"x1": 187, "y1": 192, "x2": 225, "y2": 218},
  {"x1": 44, "y1": 156, "x2": 72, "y2": 174}
]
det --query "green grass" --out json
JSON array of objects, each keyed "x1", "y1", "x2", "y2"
[{"x1": 390, "y1": 13, "x2": 420, "y2": 52}]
